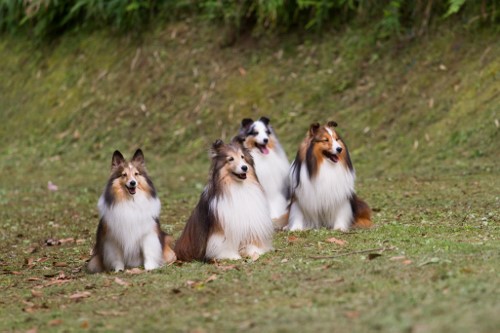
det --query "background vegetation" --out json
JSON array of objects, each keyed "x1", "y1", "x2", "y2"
[
  {"x1": 0, "y1": 0, "x2": 499, "y2": 332},
  {"x1": 1, "y1": 0, "x2": 499, "y2": 39}
]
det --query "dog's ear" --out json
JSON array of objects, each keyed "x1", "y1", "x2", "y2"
[
  {"x1": 231, "y1": 135, "x2": 245, "y2": 147},
  {"x1": 132, "y1": 149, "x2": 145, "y2": 166},
  {"x1": 308, "y1": 123, "x2": 321, "y2": 137},
  {"x1": 241, "y1": 118, "x2": 254, "y2": 131},
  {"x1": 210, "y1": 139, "x2": 225, "y2": 158},
  {"x1": 327, "y1": 121, "x2": 338, "y2": 128},
  {"x1": 259, "y1": 116, "x2": 270, "y2": 126},
  {"x1": 111, "y1": 150, "x2": 125, "y2": 170}
]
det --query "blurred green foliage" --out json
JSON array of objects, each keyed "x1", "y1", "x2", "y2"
[{"x1": 0, "y1": 0, "x2": 498, "y2": 38}]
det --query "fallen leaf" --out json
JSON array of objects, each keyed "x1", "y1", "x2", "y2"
[
  {"x1": 47, "y1": 181, "x2": 58, "y2": 191},
  {"x1": 390, "y1": 256, "x2": 406, "y2": 261},
  {"x1": 345, "y1": 311, "x2": 360, "y2": 319},
  {"x1": 238, "y1": 67, "x2": 247, "y2": 76},
  {"x1": 215, "y1": 264, "x2": 238, "y2": 271},
  {"x1": 280, "y1": 258, "x2": 289, "y2": 263},
  {"x1": 76, "y1": 239, "x2": 86, "y2": 244},
  {"x1": 59, "y1": 238, "x2": 75, "y2": 244},
  {"x1": 48, "y1": 319, "x2": 62, "y2": 326},
  {"x1": 10, "y1": 271, "x2": 22, "y2": 275},
  {"x1": 31, "y1": 289, "x2": 43, "y2": 298},
  {"x1": 402, "y1": 260, "x2": 413, "y2": 265},
  {"x1": 287, "y1": 235, "x2": 299, "y2": 243},
  {"x1": 326, "y1": 237, "x2": 347, "y2": 246},
  {"x1": 27, "y1": 277, "x2": 42, "y2": 282},
  {"x1": 80, "y1": 321, "x2": 89, "y2": 329},
  {"x1": 114, "y1": 277, "x2": 130, "y2": 287},
  {"x1": 185, "y1": 280, "x2": 201, "y2": 288},
  {"x1": 25, "y1": 328, "x2": 38, "y2": 333},
  {"x1": 69, "y1": 291, "x2": 91, "y2": 301},
  {"x1": 205, "y1": 274, "x2": 217, "y2": 283},
  {"x1": 53, "y1": 262, "x2": 68, "y2": 267},
  {"x1": 125, "y1": 268, "x2": 143, "y2": 275},
  {"x1": 26, "y1": 246, "x2": 38, "y2": 254}
]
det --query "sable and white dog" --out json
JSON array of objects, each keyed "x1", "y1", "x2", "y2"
[
  {"x1": 174, "y1": 138, "x2": 274, "y2": 261},
  {"x1": 87, "y1": 149, "x2": 176, "y2": 273},
  {"x1": 239, "y1": 117, "x2": 290, "y2": 228},
  {"x1": 287, "y1": 121, "x2": 372, "y2": 231}
]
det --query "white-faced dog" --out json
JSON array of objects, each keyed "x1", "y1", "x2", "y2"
[{"x1": 239, "y1": 117, "x2": 290, "y2": 229}]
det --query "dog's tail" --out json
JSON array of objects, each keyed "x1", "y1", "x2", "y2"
[{"x1": 350, "y1": 194, "x2": 373, "y2": 228}]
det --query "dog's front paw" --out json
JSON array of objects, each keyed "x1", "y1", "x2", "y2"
[{"x1": 144, "y1": 262, "x2": 161, "y2": 271}]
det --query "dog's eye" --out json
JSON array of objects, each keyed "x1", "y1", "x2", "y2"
[
  {"x1": 228, "y1": 157, "x2": 234, "y2": 162},
  {"x1": 241, "y1": 155, "x2": 245, "y2": 159},
  {"x1": 134, "y1": 172, "x2": 139, "y2": 176},
  {"x1": 121, "y1": 173, "x2": 126, "y2": 177},
  {"x1": 266, "y1": 130, "x2": 271, "y2": 135},
  {"x1": 250, "y1": 132, "x2": 258, "y2": 136},
  {"x1": 324, "y1": 138, "x2": 329, "y2": 142}
]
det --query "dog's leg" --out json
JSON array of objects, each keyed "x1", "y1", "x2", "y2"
[
  {"x1": 332, "y1": 200, "x2": 353, "y2": 232},
  {"x1": 206, "y1": 233, "x2": 241, "y2": 260},
  {"x1": 87, "y1": 254, "x2": 104, "y2": 273},
  {"x1": 141, "y1": 232, "x2": 164, "y2": 270},
  {"x1": 285, "y1": 202, "x2": 307, "y2": 231},
  {"x1": 103, "y1": 241, "x2": 125, "y2": 272}
]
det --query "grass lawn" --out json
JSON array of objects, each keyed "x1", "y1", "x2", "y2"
[{"x1": 0, "y1": 21, "x2": 498, "y2": 332}]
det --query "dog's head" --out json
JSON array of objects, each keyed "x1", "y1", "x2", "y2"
[
  {"x1": 307, "y1": 121, "x2": 348, "y2": 166},
  {"x1": 109, "y1": 149, "x2": 155, "y2": 197},
  {"x1": 210, "y1": 138, "x2": 255, "y2": 182},
  {"x1": 239, "y1": 117, "x2": 275, "y2": 155}
]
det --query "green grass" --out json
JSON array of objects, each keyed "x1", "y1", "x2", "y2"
[{"x1": 0, "y1": 21, "x2": 499, "y2": 332}]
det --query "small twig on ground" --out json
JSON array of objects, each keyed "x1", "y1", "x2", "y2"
[{"x1": 309, "y1": 246, "x2": 395, "y2": 260}]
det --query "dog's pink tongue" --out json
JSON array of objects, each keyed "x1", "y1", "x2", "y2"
[{"x1": 261, "y1": 146, "x2": 269, "y2": 155}]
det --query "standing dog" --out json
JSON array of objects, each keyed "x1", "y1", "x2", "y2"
[
  {"x1": 87, "y1": 149, "x2": 176, "y2": 273},
  {"x1": 239, "y1": 117, "x2": 290, "y2": 228},
  {"x1": 287, "y1": 122, "x2": 372, "y2": 231},
  {"x1": 174, "y1": 138, "x2": 274, "y2": 261}
]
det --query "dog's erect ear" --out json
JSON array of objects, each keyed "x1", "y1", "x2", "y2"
[
  {"x1": 111, "y1": 150, "x2": 125, "y2": 170},
  {"x1": 327, "y1": 121, "x2": 338, "y2": 128},
  {"x1": 231, "y1": 135, "x2": 245, "y2": 148},
  {"x1": 132, "y1": 149, "x2": 145, "y2": 166},
  {"x1": 259, "y1": 116, "x2": 270, "y2": 126},
  {"x1": 210, "y1": 139, "x2": 225, "y2": 158},
  {"x1": 241, "y1": 118, "x2": 254, "y2": 130},
  {"x1": 308, "y1": 123, "x2": 321, "y2": 137}
]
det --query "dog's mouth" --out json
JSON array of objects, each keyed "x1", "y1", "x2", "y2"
[
  {"x1": 323, "y1": 151, "x2": 339, "y2": 163},
  {"x1": 256, "y1": 143, "x2": 269, "y2": 155},
  {"x1": 126, "y1": 186, "x2": 137, "y2": 195},
  {"x1": 232, "y1": 172, "x2": 247, "y2": 180}
]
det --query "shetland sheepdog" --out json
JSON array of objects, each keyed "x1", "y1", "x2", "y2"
[
  {"x1": 87, "y1": 149, "x2": 176, "y2": 273},
  {"x1": 239, "y1": 117, "x2": 290, "y2": 228},
  {"x1": 174, "y1": 138, "x2": 274, "y2": 261},
  {"x1": 286, "y1": 121, "x2": 372, "y2": 231}
]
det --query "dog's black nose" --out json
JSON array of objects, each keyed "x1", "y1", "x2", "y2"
[
  {"x1": 336, "y1": 147, "x2": 343, "y2": 153},
  {"x1": 241, "y1": 165, "x2": 248, "y2": 172},
  {"x1": 263, "y1": 138, "x2": 269, "y2": 144},
  {"x1": 130, "y1": 180, "x2": 137, "y2": 187}
]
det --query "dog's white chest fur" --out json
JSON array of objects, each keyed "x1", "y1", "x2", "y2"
[
  {"x1": 252, "y1": 149, "x2": 289, "y2": 219},
  {"x1": 98, "y1": 192, "x2": 160, "y2": 265},
  {"x1": 206, "y1": 182, "x2": 273, "y2": 259},
  {"x1": 289, "y1": 161, "x2": 355, "y2": 231}
]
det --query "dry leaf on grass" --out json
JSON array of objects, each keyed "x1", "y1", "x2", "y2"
[
  {"x1": 345, "y1": 311, "x2": 360, "y2": 319},
  {"x1": 48, "y1": 319, "x2": 63, "y2": 326},
  {"x1": 326, "y1": 237, "x2": 347, "y2": 246},
  {"x1": 59, "y1": 238, "x2": 75, "y2": 244},
  {"x1": 31, "y1": 289, "x2": 43, "y2": 298},
  {"x1": 215, "y1": 264, "x2": 238, "y2": 271},
  {"x1": 205, "y1": 274, "x2": 217, "y2": 283},
  {"x1": 390, "y1": 256, "x2": 406, "y2": 261},
  {"x1": 53, "y1": 262, "x2": 68, "y2": 267},
  {"x1": 114, "y1": 277, "x2": 130, "y2": 287},
  {"x1": 25, "y1": 328, "x2": 38, "y2": 333},
  {"x1": 69, "y1": 291, "x2": 91, "y2": 301},
  {"x1": 287, "y1": 235, "x2": 299, "y2": 243},
  {"x1": 125, "y1": 268, "x2": 143, "y2": 275}
]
